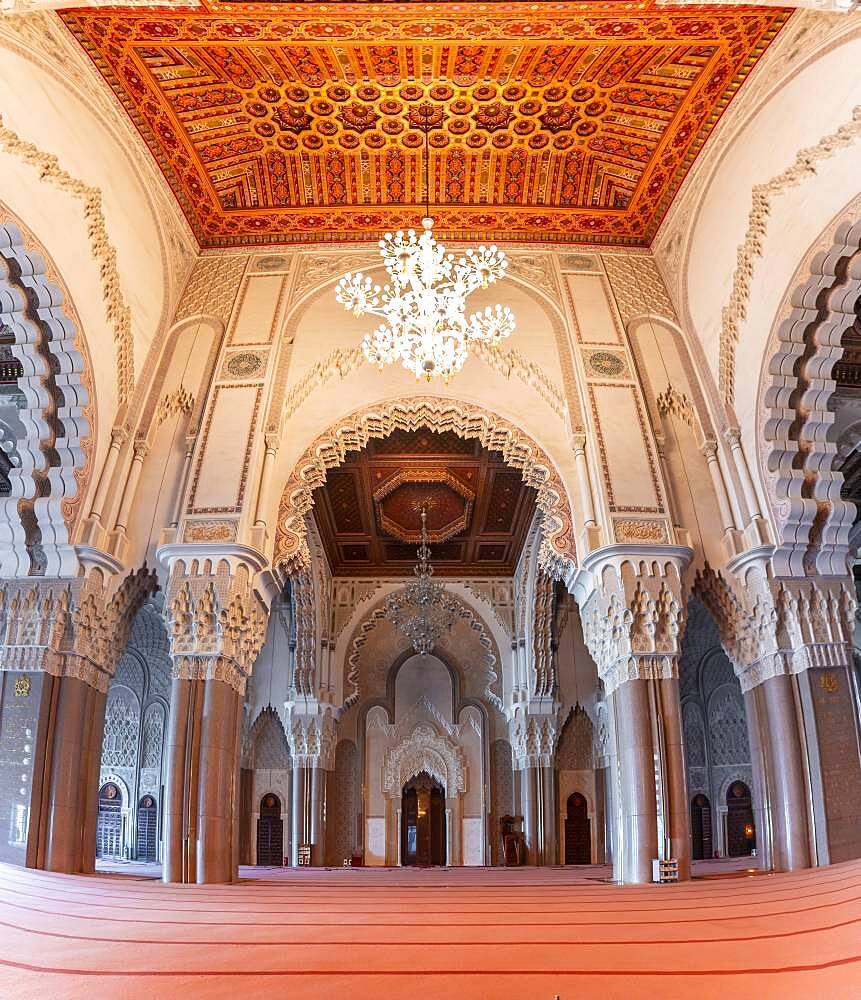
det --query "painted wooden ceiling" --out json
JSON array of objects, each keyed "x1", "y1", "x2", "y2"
[
  {"x1": 61, "y1": 2, "x2": 788, "y2": 247},
  {"x1": 311, "y1": 429, "x2": 536, "y2": 575}
]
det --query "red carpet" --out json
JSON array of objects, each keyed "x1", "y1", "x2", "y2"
[{"x1": 1, "y1": 859, "x2": 859, "y2": 999}]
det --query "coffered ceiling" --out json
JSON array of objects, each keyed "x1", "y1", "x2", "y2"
[
  {"x1": 311, "y1": 428, "x2": 536, "y2": 576},
  {"x1": 61, "y1": 2, "x2": 788, "y2": 247}
]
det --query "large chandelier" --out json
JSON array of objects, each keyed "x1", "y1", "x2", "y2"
[
  {"x1": 336, "y1": 104, "x2": 515, "y2": 382},
  {"x1": 385, "y1": 508, "x2": 458, "y2": 655}
]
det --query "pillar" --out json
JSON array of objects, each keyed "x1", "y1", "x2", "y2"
[
  {"x1": 161, "y1": 551, "x2": 268, "y2": 884},
  {"x1": 284, "y1": 705, "x2": 336, "y2": 866},
  {"x1": 760, "y1": 673, "x2": 812, "y2": 871},
  {"x1": 88, "y1": 427, "x2": 126, "y2": 523}
]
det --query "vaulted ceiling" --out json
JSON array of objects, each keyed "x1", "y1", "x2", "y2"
[
  {"x1": 61, "y1": 2, "x2": 788, "y2": 247},
  {"x1": 312, "y1": 429, "x2": 536, "y2": 576}
]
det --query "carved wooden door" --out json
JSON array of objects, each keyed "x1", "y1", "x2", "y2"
[
  {"x1": 564, "y1": 792, "x2": 590, "y2": 864},
  {"x1": 96, "y1": 782, "x2": 123, "y2": 859},
  {"x1": 136, "y1": 795, "x2": 158, "y2": 861},
  {"x1": 257, "y1": 794, "x2": 283, "y2": 865}
]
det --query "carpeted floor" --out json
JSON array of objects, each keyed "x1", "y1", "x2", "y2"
[{"x1": 1, "y1": 858, "x2": 858, "y2": 999}]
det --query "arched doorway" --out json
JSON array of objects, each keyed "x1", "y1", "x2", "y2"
[
  {"x1": 726, "y1": 781, "x2": 755, "y2": 857},
  {"x1": 690, "y1": 794, "x2": 712, "y2": 860},
  {"x1": 257, "y1": 793, "x2": 284, "y2": 866},
  {"x1": 564, "y1": 792, "x2": 591, "y2": 864},
  {"x1": 96, "y1": 782, "x2": 123, "y2": 859},
  {"x1": 136, "y1": 795, "x2": 158, "y2": 862},
  {"x1": 401, "y1": 773, "x2": 446, "y2": 866}
]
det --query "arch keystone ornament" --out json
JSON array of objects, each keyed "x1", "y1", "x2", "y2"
[{"x1": 275, "y1": 396, "x2": 576, "y2": 581}]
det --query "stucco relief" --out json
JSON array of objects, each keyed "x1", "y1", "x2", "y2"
[
  {"x1": 275, "y1": 396, "x2": 577, "y2": 582},
  {"x1": 383, "y1": 724, "x2": 466, "y2": 798}
]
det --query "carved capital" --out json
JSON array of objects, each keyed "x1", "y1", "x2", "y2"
[
  {"x1": 284, "y1": 704, "x2": 337, "y2": 769},
  {"x1": 509, "y1": 713, "x2": 558, "y2": 770},
  {"x1": 0, "y1": 566, "x2": 156, "y2": 692},
  {"x1": 164, "y1": 562, "x2": 268, "y2": 696},
  {"x1": 580, "y1": 555, "x2": 685, "y2": 696},
  {"x1": 693, "y1": 565, "x2": 856, "y2": 693}
]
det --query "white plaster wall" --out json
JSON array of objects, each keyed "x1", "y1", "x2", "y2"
[
  {"x1": 668, "y1": 36, "x2": 861, "y2": 510},
  {"x1": 0, "y1": 44, "x2": 171, "y2": 395}
]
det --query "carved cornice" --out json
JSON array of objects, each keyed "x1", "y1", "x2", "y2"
[{"x1": 383, "y1": 723, "x2": 465, "y2": 797}]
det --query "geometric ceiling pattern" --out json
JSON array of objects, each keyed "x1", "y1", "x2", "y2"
[
  {"x1": 311, "y1": 429, "x2": 537, "y2": 576},
  {"x1": 61, "y1": 2, "x2": 788, "y2": 248}
]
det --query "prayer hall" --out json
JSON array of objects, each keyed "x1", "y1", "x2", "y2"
[{"x1": 0, "y1": 1, "x2": 859, "y2": 997}]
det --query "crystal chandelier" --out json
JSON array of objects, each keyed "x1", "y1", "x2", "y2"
[
  {"x1": 384, "y1": 508, "x2": 458, "y2": 655},
  {"x1": 336, "y1": 104, "x2": 515, "y2": 382}
]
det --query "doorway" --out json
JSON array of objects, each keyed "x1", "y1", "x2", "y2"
[
  {"x1": 564, "y1": 792, "x2": 591, "y2": 864},
  {"x1": 401, "y1": 773, "x2": 446, "y2": 866},
  {"x1": 136, "y1": 795, "x2": 158, "y2": 861},
  {"x1": 96, "y1": 782, "x2": 123, "y2": 859},
  {"x1": 690, "y1": 794, "x2": 712, "y2": 860},
  {"x1": 726, "y1": 781, "x2": 755, "y2": 857},
  {"x1": 257, "y1": 793, "x2": 284, "y2": 866}
]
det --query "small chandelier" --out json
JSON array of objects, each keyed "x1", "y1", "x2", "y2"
[
  {"x1": 336, "y1": 103, "x2": 515, "y2": 382},
  {"x1": 384, "y1": 508, "x2": 458, "y2": 655}
]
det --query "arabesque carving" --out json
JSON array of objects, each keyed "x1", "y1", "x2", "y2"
[
  {"x1": 383, "y1": 723, "x2": 465, "y2": 797},
  {"x1": 719, "y1": 107, "x2": 861, "y2": 404},
  {"x1": 693, "y1": 564, "x2": 856, "y2": 694},
  {"x1": 0, "y1": 566, "x2": 155, "y2": 692},
  {"x1": 165, "y1": 564, "x2": 267, "y2": 695},
  {"x1": 0, "y1": 115, "x2": 135, "y2": 401},
  {"x1": 275, "y1": 397, "x2": 576, "y2": 582}
]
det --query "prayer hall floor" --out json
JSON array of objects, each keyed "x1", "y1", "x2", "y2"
[{"x1": 0, "y1": 858, "x2": 858, "y2": 999}]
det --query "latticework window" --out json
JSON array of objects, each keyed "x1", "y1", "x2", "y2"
[
  {"x1": 708, "y1": 688, "x2": 749, "y2": 766},
  {"x1": 101, "y1": 691, "x2": 140, "y2": 769},
  {"x1": 141, "y1": 704, "x2": 164, "y2": 770}
]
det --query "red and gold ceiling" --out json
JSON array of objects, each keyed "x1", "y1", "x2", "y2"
[{"x1": 60, "y1": 2, "x2": 789, "y2": 247}]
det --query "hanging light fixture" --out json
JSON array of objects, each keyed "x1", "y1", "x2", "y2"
[
  {"x1": 384, "y1": 508, "x2": 458, "y2": 655},
  {"x1": 336, "y1": 102, "x2": 515, "y2": 382}
]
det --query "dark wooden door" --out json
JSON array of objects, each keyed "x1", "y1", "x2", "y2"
[
  {"x1": 96, "y1": 782, "x2": 122, "y2": 859},
  {"x1": 401, "y1": 773, "x2": 446, "y2": 866},
  {"x1": 256, "y1": 794, "x2": 283, "y2": 866},
  {"x1": 690, "y1": 794, "x2": 712, "y2": 860},
  {"x1": 564, "y1": 792, "x2": 591, "y2": 864},
  {"x1": 726, "y1": 781, "x2": 755, "y2": 857},
  {"x1": 136, "y1": 795, "x2": 158, "y2": 861}
]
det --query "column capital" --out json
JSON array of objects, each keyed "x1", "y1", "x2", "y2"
[
  {"x1": 723, "y1": 426, "x2": 743, "y2": 448},
  {"x1": 699, "y1": 437, "x2": 719, "y2": 460},
  {"x1": 0, "y1": 566, "x2": 156, "y2": 692},
  {"x1": 284, "y1": 702, "x2": 337, "y2": 769},
  {"x1": 693, "y1": 565, "x2": 856, "y2": 692},
  {"x1": 164, "y1": 558, "x2": 269, "y2": 695},
  {"x1": 509, "y1": 711, "x2": 558, "y2": 770},
  {"x1": 109, "y1": 425, "x2": 129, "y2": 448},
  {"x1": 579, "y1": 548, "x2": 688, "y2": 696}
]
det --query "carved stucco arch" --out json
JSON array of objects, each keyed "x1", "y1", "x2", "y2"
[
  {"x1": 274, "y1": 395, "x2": 577, "y2": 581},
  {"x1": 343, "y1": 587, "x2": 503, "y2": 711},
  {"x1": 0, "y1": 217, "x2": 95, "y2": 577},
  {"x1": 382, "y1": 723, "x2": 465, "y2": 799},
  {"x1": 265, "y1": 258, "x2": 582, "y2": 436},
  {"x1": 759, "y1": 210, "x2": 861, "y2": 577}
]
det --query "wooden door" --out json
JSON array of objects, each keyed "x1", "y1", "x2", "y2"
[
  {"x1": 136, "y1": 795, "x2": 158, "y2": 861},
  {"x1": 690, "y1": 794, "x2": 712, "y2": 860},
  {"x1": 564, "y1": 792, "x2": 591, "y2": 864},
  {"x1": 726, "y1": 781, "x2": 755, "y2": 857},
  {"x1": 401, "y1": 774, "x2": 446, "y2": 866},
  {"x1": 256, "y1": 794, "x2": 284, "y2": 866},
  {"x1": 96, "y1": 782, "x2": 123, "y2": 859}
]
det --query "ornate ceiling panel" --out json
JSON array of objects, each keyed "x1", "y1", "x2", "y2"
[
  {"x1": 60, "y1": 2, "x2": 788, "y2": 247},
  {"x1": 312, "y1": 428, "x2": 536, "y2": 575}
]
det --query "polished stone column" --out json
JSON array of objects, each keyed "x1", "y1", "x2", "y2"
[
  {"x1": 40, "y1": 676, "x2": 106, "y2": 874},
  {"x1": 197, "y1": 679, "x2": 242, "y2": 883},
  {"x1": 612, "y1": 678, "x2": 659, "y2": 884},
  {"x1": 163, "y1": 677, "x2": 199, "y2": 884},
  {"x1": 760, "y1": 673, "x2": 812, "y2": 871},
  {"x1": 659, "y1": 676, "x2": 691, "y2": 881}
]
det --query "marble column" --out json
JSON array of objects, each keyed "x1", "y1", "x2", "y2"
[
  {"x1": 197, "y1": 679, "x2": 242, "y2": 883},
  {"x1": 760, "y1": 673, "x2": 811, "y2": 871},
  {"x1": 39, "y1": 675, "x2": 106, "y2": 874},
  {"x1": 612, "y1": 678, "x2": 659, "y2": 884}
]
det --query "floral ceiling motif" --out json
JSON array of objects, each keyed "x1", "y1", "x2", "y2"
[{"x1": 61, "y1": 2, "x2": 788, "y2": 247}]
